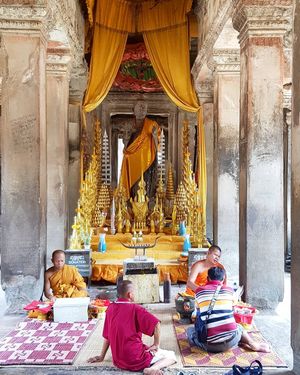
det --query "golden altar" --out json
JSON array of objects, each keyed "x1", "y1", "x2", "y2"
[{"x1": 91, "y1": 233, "x2": 188, "y2": 284}]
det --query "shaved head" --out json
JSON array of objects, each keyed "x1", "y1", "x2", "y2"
[
  {"x1": 209, "y1": 245, "x2": 221, "y2": 253},
  {"x1": 52, "y1": 249, "x2": 65, "y2": 260},
  {"x1": 117, "y1": 280, "x2": 133, "y2": 298}
]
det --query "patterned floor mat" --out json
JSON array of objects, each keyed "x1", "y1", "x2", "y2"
[
  {"x1": 173, "y1": 314, "x2": 287, "y2": 368},
  {"x1": 0, "y1": 319, "x2": 98, "y2": 365}
]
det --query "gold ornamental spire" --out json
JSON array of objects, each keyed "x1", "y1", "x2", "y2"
[{"x1": 166, "y1": 163, "x2": 175, "y2": 201}]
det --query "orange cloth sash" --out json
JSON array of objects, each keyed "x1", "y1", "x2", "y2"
[
  {"x1": 120, "y1": 117, "x2": 160, "y2": 199},
  {"x1": 185, "y1": 261, "x2": 225, "y2": 296},
  {"x1": 49, "y1": 265, "x2": 88, "y2": 298}
]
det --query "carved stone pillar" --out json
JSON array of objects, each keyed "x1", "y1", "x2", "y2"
[
  {"x1": 68, "y1": 68, "x2": 87, "y2": 236},
  {"x1": 291, "y1": 1, "x2": 300, "y2": 372},
  {"x1": 210, "y1": 49, "x2": 240, "y2": 281},
  {"x1": 196, "y1": 79, "x2": 214, "y2": 241},
  {"x1": 283, "y1": 86, "x2": 291, "y2": 273},
  {"x1": 0, "y1": 3, "x2": 47, "y2": 311},
  {"x1": 232, "y1": 0, "x2": 293, "y2": 308},
  {"x1": 46, "y1": 43, "x2": 71, "y2": 266}
]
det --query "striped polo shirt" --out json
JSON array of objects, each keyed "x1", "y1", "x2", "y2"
[{"x1": 195, "y1": 280, "x2": 237, "y2": 343}]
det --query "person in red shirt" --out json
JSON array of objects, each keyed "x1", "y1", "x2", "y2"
[{"x1": 88, "y1": 280, "x2": 176, "y2": 374}]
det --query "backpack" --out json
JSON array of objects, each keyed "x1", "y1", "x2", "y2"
[
  {"x1": 194, "y1": 309, "x2": 208, "y2": 343},
  {"x1": 194, "y1": 284, "x2": 222, "y2": 343}
]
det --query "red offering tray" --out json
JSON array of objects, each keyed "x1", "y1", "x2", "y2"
[{"x1": 233, "y1": 305, "x2": 256, "y2": 325}]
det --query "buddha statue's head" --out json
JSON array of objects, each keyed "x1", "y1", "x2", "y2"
[{"x1": 134, "y1": 100, "x2": 148, "y2": 120}]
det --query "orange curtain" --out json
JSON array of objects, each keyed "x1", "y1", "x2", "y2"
[
  {"x1": 82, "y1": 0, "x2": 207, "y2": 229},
  {"x1": 138, "y1": 0, "x2": 207, "y2": 226},
  {"x1": 83, "y1": 0, "x2": 135, "y2": 112}
]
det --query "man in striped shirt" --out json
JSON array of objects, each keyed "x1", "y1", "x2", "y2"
[{"x1": 187, "y1": 267, "x2": 270, "y2": 353}]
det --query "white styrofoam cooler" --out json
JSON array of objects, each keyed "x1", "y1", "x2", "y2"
[{"x1": 53, "y1": 297, "x2": 90, "y2": 322}]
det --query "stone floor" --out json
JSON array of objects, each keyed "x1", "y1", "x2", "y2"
[{"x1": 0, "y1": 274, "x2": 294, "y2": 375}]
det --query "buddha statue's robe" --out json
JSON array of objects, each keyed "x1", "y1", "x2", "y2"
[
  {"x1": 120, "y1": 117, "x2": 160, "y2": 200},
  {"x1": 49, "y1": 264, "x2": 88, "y2": 298}
]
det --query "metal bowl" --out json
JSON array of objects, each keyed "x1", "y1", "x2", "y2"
[{"x1": 175, "y1": 293, "x2": 195, "y2": 323}]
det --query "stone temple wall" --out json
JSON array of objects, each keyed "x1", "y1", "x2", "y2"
[{"x1": 0, "y1": 0, "x2": 87, "y2": 312}]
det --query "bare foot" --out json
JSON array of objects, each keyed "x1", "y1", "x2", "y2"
[
  {"x1": 241, "y1": 342, "x2": 270, "y2": 353},
  {"x1": 143, "y1": 368, "x2": 164, "y2": 375}
]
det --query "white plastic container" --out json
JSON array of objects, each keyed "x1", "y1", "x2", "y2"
[{"x1": 53, "y1": 297, "x2": 90, "y2": 322}]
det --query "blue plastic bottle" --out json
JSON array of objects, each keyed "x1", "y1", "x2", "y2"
[
  {"x1": 98, "y1": 233, "x2": 107, "y2": 253},
  {"x1": 179, "y1": 221, "x2": 186, "y2": 236},
  {"x1": 182, "y1": 234, "x2": 191, "y2": 256}
]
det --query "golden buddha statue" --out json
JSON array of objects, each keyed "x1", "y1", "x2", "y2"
[
  {"x1": 150, "y1": 219, "x2": 156, "y2": 233},
  {"x1": 150, "y1": 195, "x2": 160, "y2": 231},
  {"x1": 125, "y1": 218, "x2": 131, "y2": 233},
  {"x1": 130, "y1": 172, "x2": 149, "y2": 230},
  {"x1": 158, "y1": 202, "x2": 165, "y2": 233},
  {"x1": 70, "y1": 216, "x2": 82, "y2": 249}
]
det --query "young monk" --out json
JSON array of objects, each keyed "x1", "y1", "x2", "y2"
[
  {"x1": 185, "y1": 245, "x2": 226, "y2": 296},
  {"x1": 88, "y1": 280, "x2": 176, "y2": 375},
  {"x1": 44, "y1": 250, "x2": 88, "y2": 301}
]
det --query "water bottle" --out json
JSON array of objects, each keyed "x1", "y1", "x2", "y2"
[
  {"x1": 163, "y1": 272, "x2": 171, "y2": 303},
  {"x1": 183, "y1": 234, "x2": 191, "y2": 252},
  {"x1": 179, "y1": 221, "x2": 186, "y2": 236},
  {"x1": 98, "y1": 233, "x2": 107, "y2": 253}
]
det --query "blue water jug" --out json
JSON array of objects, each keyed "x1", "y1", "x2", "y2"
[{"x1": 179, "y1": 221, "x2": 186, "y2": 236}]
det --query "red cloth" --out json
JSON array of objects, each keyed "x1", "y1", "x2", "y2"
[
  {"x1": 23, "y1": 301, "x2": 53, "y2": 313},
  {"x1": 103, "y1": 298, "x2": 160, "y2": 371}
]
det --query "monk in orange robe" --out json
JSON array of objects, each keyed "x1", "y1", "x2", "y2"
[
  {"x1": 185, "y1": 245, "x2": 227, "y2": 296},
  {"x1": 44, "y1": 250, "x2": 88, "y2": 301},
  {"x1": 120, "y1": 101, "x2": 160, "y2": 200}
]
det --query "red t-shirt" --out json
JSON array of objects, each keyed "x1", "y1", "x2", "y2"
[{"x1": 103, "y1": 298, "x2": 160, "y2": 371}]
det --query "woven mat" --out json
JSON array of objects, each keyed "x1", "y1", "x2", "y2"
[
  {"x1": 173, "y1": 314, "x2": 287, "y2": 368},
  {"x1": 0, "y1": 319, "x2": 98, "y2": 365}
]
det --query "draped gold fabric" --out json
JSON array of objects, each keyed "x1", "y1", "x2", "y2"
[
  {"x1": 137, "y1": 0, "x2": 192, "y2": 31},
  {"x1": 82, "y1": 0, "x2": 207, "y2": 227},
  {"x1": 83, "y1": 0, "x2": 134, "y2": 111},
  {"x1": 140, "y1": 0, "x2": 206, "y2": 224},
  {"x1": 120, "y1": 117, "x2": 160, "y2": 199},
  {"x1": 92, "y1": 263, "x2": 188, "y2": 284}
]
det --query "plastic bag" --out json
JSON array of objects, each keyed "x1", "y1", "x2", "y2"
[{"x1": 224, "y1": 360, "x2": 263, "y2": 375}]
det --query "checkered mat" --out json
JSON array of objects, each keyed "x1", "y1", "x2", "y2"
[
  {"x1": 0, "y1": 319, "x2": 98, "y2": 365},
  {"x1": 173, "y1": 315, "x2": 287, "y2": 368}
]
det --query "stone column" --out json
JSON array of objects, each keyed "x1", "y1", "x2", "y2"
[
  {"x1": 0, "y1": 3, "x2": 47, "y2": 311},
  {"x1": 210, "y1": 49, "x2": 240, "y2": 281},
  {"x1": 291, "y1": 1, "x2": 300, "y2": 372},
  {"x1": 46, "y1": 43, "x2": 71, "y2": 266},
  {"x1": 283, "y1": 87, "x2": 291, "y2": 272},
  {"x1": 68, "y1": 70, "x2": 87, "y2": 237},
  {"x1": 232, "y1": 0, "x2": 292, "y2": 308},
  {"x1": 196, "y1": 79, "x2": 214, "y2": 242},
  {"x1": 68, "y1": 104, "x2": 81, "y2": 237}
]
